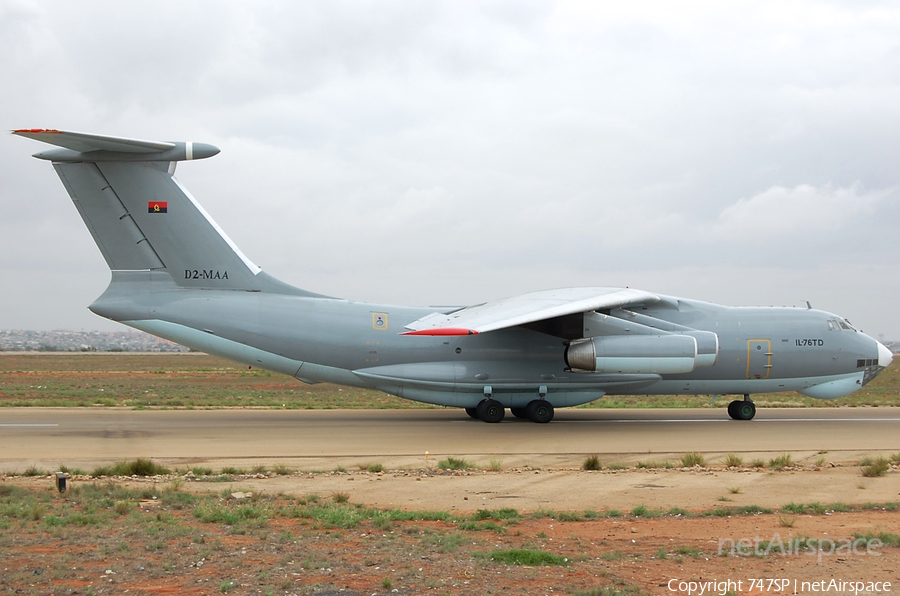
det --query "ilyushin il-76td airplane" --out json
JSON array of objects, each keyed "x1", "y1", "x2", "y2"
[{"x1": 15, "y1": 129, "x2": 893, "y2": 423}]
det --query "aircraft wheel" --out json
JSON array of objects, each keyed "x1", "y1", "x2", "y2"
[
  {"x1": 465, "y1": 407, "x2": 479, "y2": 419},
  {"x1": 736, "y1": 400, "x2": 756, "y2": 420},
  {"x1": 510, "y1": 407, "x2": 529, "y2": 419},
  {"x1": 526, "y1": 400, "x2": 554, "y2": 424},
  {"x1": 727, "y1": 400, "x2": 739, "y2": 419},
  {"x1": 476, "y1": 399, "x2": 505, "y2": 423},
  {"x1": 728, "y1": 399, "x2": 755, "y2": 420}
]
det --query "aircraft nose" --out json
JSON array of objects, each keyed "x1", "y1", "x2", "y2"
[{"x1": 877, "y1": 340, "x2": 893, "y2": 368}]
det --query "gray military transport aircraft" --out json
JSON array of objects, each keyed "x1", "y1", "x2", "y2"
[{"x1": 15, "y1": 129, "x2": 893, "y2": 423}]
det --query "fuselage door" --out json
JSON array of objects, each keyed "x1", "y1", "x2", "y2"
[{"x1": 746, "y1": 339, "x2": 772, "y2": 379}]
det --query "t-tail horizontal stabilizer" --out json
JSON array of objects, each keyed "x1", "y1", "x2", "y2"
[
  {"x1": 13, "y1": 128, "x2": 315, "y2": 297},
  {"x1": 13, "y1": 129, "x2": 219, "y2": 162}
]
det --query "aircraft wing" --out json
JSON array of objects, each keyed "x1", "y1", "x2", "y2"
[{"x1": 403, "y1": 287, "x2": 659, "y2": 335}]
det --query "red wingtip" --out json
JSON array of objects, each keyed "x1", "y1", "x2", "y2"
[
  {"x1": 401, "y1": 328, "x2": 479, "y2": 336},
  {"x1": 13, "y1": 128, "x2": 61, "y2": 134}
]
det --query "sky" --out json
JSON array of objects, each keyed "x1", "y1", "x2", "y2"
[{"x1": 1, "y1": 1, "x2": 898, "y2": 340}]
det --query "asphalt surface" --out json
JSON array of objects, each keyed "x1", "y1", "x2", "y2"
[{"x1": 2, "y1": 407, "x2": 899, "y2": 473}]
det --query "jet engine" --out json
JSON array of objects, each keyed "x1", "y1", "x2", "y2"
[{"x1": 566, "y1": 334, "x2": 701, "y2": 374}]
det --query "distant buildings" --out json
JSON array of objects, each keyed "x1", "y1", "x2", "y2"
[{"x1": 0, "y1": 330, "x2": 189, "y2": 352}]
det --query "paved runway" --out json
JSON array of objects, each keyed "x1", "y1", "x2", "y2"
[{"x1": 1, "y1": 407, "x2": 899, "y2": 473}]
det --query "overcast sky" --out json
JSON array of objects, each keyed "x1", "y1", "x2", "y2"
[{"x1": 2, "y1": 1, "x2": 898, "y2": 339}]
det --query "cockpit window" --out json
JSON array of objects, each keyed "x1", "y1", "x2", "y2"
[
  {"x1": 839, "y1": 319, "x2": 856, "y2": 331},
  {"x1": 828, "y1": 318, "x2": 857, "y2": 332}
]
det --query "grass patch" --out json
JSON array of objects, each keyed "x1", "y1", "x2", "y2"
[
  {"x1": 582, "y1": 454, "x2": 602, "y2": 471},
  {"x1": 21, "y1": 465, "x2": 46, "y2": 477},
  {"x1": 478, "y1": 548, "x2": 569, "y2": 566},
  {"x1": 723, "y1": 453, "x2": 743, "y2": 467},
  {"x1": 674, "y1": 545, "x2": 702, "y2": 558},
  {"x1": 782, "y1": 502, "x2": 828, "y2": 515},
  {"x1": 636, "y1": 460, "x2": 672, "y2": 469},
  {"x1": 768, "y1": 454, "x2": 793, "y2": 470},
  {"x1": 704, "y1": 505, "x2": 772, "y2": 517},
  {"x1": 631, "y1": 504, "x2": 663, "y2": 518},
  {"x1": 458, "y1": 520, "x2": 506, "y2": 532},
  {"x1": 601, "y1": 550, "x2": 625, "y2": 561},
  {"x1": 92, "y1": 458, "x2": 170, "y2": 477},
  {"x1": 292, "y1": 502, "x2": 450, "y2": 529},
  {"x1": 861, "y1": 456, "x2": 891, "y2": 477},
  {"x1": 57, "y1": 464, "x2": 86, "y2": 475},
  {"x1": 359, "y1": 463, "x2": 384, "y2": 473},
  {"x1": 680, "y1": 452, "x2": 705, "y2": 467},
  {"x1": 472, "y1": 508, "x2": 520, "y2": 521},
  {"x1": 777, "y1": 515, "x2": 796, "y2": 527},
  {"x1": 194, "y1": 500, "x2": 270, "y2": 526},
  {"x1": 437, "y1": 457, "x2": 473, "y2": 471},
  {"x1": 852, "y1": 531, "x2": 900, "y2": 548},
  {"x1": 422, "y1": 531, "x2": 467, "y2": 553}
]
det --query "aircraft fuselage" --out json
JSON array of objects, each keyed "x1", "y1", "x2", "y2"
[{"x1": 89, "y1": 271, "x2": 886, "y2": 410}]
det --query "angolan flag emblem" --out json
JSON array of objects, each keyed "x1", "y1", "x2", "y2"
[{"x1": 148, "y1": 201, "x2": 168, "y2": 213}]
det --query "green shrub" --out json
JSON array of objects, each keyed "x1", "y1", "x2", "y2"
[
  {"x1": 680, "y1": 452, "x2": 705, "y2": 467},
  {"x1": 438, "y1": 457, "x2": 473, "y2": 471},
  {"x1": 22, "y1": 466, "x2": 46, "y2": 477},
  {"x1": 769, "y1": 454, "x2": 792, "y2": 470},
  {"x1": 861, "y1": 456, "x2": 890, "y2": 477},
  {"x1": 472, "y1": 508, "x2": 520, "y2": 521},
  {"x1": 93, "y1": 458, "x2": 170, "y2": 477},
  {"x1": 723, "y1": 453, "x2": 743, "y2": 467},
  {"x1": 582, "y1": 455, "x2": 602, "y2": 471}
]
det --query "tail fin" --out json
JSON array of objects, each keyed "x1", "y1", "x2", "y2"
[{"x1": 16, "y1": 129, "x2": 272, "y2": 291}]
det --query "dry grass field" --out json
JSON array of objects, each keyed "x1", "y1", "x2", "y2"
[{"x1": 1, "y1": 353, "x2": 898, "y2": 595}]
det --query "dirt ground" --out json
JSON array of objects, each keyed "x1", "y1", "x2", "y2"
[{"x1": 2, "y1": 464, "x2": 898, "y2": 596}]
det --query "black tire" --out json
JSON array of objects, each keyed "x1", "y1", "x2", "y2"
[
  {"x1": 727, "y1": 400, "x2": 739, "y2": 420},
  {"x1": 465, "y1": 407, "x2": 479, "y2": 419},
  {"x1": 476, "y1": 399, "x2": 505, "y2": 423},
  {"x1": 736, "y1": 400, "x2": 756, "y2": 420},
  {"x1": 510, "y1": 407, "x2": 529, "y2": 419},
  {"x1": 526, "y1": 400, "x2": 554, "y2": 423}
]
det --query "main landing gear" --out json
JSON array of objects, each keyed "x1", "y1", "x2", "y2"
[
  {"x1": 727, "y1": 395, "x2": 756, "y2": 421},
  {"x1": 467, "y1": 399, "x2": 555, "y2": 423}
]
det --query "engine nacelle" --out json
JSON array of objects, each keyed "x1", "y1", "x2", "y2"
[{"x1": 565, "y1": 334, "x2": 698, "y2": 374}]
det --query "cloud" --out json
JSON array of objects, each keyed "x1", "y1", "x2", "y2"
[
  {"x1": 713, "y1": 183, "x2": 892, "y2": 239},
  {"x1": 1, "y1": 1, "x2": 899, "y2": 338}
]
